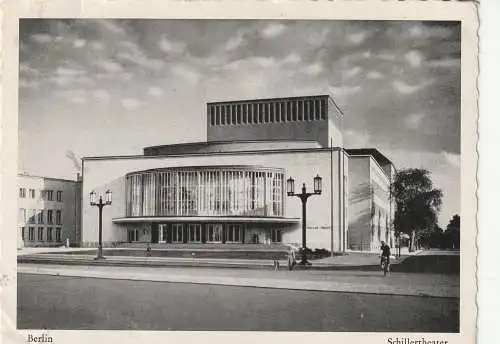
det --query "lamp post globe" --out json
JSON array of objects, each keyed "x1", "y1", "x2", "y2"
[{"x1": 89, "y1": 190, "x2": 112, "y2": 260}]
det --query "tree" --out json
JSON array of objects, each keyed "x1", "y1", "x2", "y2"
[
  {"x1": 443, "y1": 214, "x2": 460, "y2": 249},
  {"x1": 391, "y1": 168, "x2": 443, "y2": 252}
]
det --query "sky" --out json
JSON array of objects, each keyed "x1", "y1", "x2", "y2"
[{"x1": 18, "y1": 19, "x2": 461, "y2": 227}]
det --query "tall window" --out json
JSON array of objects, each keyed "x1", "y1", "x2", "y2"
[
  {"x1": 42, "y1": 190, "x2": 54, "y2": 201},
  {"x1": 38, "y1": 210, "x2": 44, "y2": 224},
  {"x1": 19, "y1": 188, "x2": 26, "y2": 198},
  {"x1": 253, "y1": 104, "x2": 259, "y2": 124},
  {"x1": 215, "y1": 106, "x2": 220, "y2": 125},
  {"x1": 56, "y1": 191, "x2": 63, "y2": 202},
  {"x1": 47, "y1": 227, "x2": 53, "y2": 241},
  {"x1": 298, "y1": 100, "x2": 303, "y2": 121},
  {"x1": 55, "y1": 228, "x2": 62, "y2": 242},
  {"x1": 56, "y1": 210, "x2": 62, "y2": 225},
  {"x1": 271, "y1": 229, "x2": 282, "y2": 243},
  {"x1": 29, "y1": 189, "x2": 35, "y2": 198},
  {"x1": 29, "y1": 227, "x2": 35, "y2": 241},
  {"x1": 242, "y1": 104, "x2": 248, "y2": 124},
  {"x1": 21, "y1": 227, "x2": 25, "y2": 240},
  {"x1": 286, "y1": 101, "x2": 292, "y2": 121},
  {"x1": 47, "y1": 210, "x2": 53, "y2": 224},
  {"x1": 236, "y1": 104, "x2": 242, "y2": 124},
  {"x1": 320, "y1": 98, "x2": 327, "y2": 119},
  {"x1": 29, "y1": 209, "x2": 36, "y2": 224},
  {"x1": 210, "y1": 106, "x2": 215, "y2": 126},
  {"x1": 220, "y1": 106, "x2": 226, "y2": 125},
  {"x1": 37, "y1": 227, "x2": 44, "y2": 241}
]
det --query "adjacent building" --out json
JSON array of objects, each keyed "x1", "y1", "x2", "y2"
[
  {"x1": 17, "y1": 173, "x2": 82, "y2": 248},
  {"x1": 346, "y1": 149, "x2": 396, "y2": 251}
]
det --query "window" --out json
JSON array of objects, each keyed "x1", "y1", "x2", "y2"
[
  {"x1": 220, "y1": 106, "x2": 226, "y2": 125},
  {"x1": 37, "y1": 227, "x2": 44, "y2": 241},
  {"x1": 292, "y1": 101, "x2": 297, "y2": 121},
  {"x1": 286, "y1": 101, "x2": 292, "y2": 121},
  {"x1": 298, "y1": 100, "x2": 303, "y2": 121},
  {"x1": 29, "y1": 209, "x2": 36, "y2": 224},
  {"x1": 47, "y1": 210, "x2": 53, "y2": 224},
  {"x1": 271, "y1": 229, "x2": 282, "y2": 243},
  {"x1": 210, "y1": 106, "x2": 215, "y2": 126},
  {"x1": 253, "y1": 104, "x2": 259, "y2": 124},
  {"x1": 215, "y1": 106, "x2": 220, "y2": 125},
  {"x1": 281, "y1": 103, "x2": 286, "y2": 122},
  {"x1": 29, "y1": 189, "x2": 35, "y2": 198},
  {"x1": 231, "y1": 105, "x2": 236, "y2": 125},
  {"x1": 264, "y1": 103, "x2": 270, "y2": 123},
  {"x1": 38, "y1": 210, "x2": 44, "y2": 224},
  {"x1": 19, "y1": 188, "x2": 26, "y2": 198},
  {"x1": 314, "y1": 99, "x2": 321, "y2": 120},
  {"x1": 227, "y1": 224, "x2": 242, "y2": 243},
  {"x1": 55, "y1": 227, "x2": 62, "y2": 242},
  {"x1": 56, "y1": 191, "x2": 63, "y2": 202},
  {"x1": 56, "y1": 210, "x2": 62, "y2": 225},
  {"x1": 258, "y1": 104, "x2": 263, "y2": 123},
  {"x1": 320, "y1": 98, "x2": 327, "y2": 119},
  {"x1": 270, "y1": 103, "x2": 275, "y2": 123},
  {"x1": 29, "y1": 227, "x2": 35, "y2": 241},
  {"x1": 42, "y1": 190, "x2": 54, "y2": 201},
  {"x1": 242, "y1": 104, "x2": 247, "y2": 124},
  {"x1": 236, "y1": 105, "x2": 242, "y2": 124},
  {"x1": 47, "y1": 227, "x2": 53, "y2": 241},
  {"x1": 21, "y1": 227, "x2": 25, "y2": 240}
]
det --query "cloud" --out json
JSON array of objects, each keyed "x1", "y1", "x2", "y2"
[
  {"x1": 73, "y1": 39, "x2": 86, "y2": 48},
  {"x1": 30, "y1": 33, "x2": 53, "y2": 44},
  {"x1": 344, "y1": 130, "x2": 372, "y2": 148},
  {"x1": 405, "y1": 50, "x2": 424, "y2": 68},
  {"x1": 121, "y1": 98, "x2": 143, "y2": 110},
  {"x1": 261, "y1": 23, "x2": 287, "y2": 39},
  {"x1": 19, "y1": 80, "x2": 40, "y2": 89},
  {"x1": 282, "y1": 53, "x2": 302, "y2": 64},
  {"x1": 377, "y1": 53, "x2": 397, "y2": 62},
  {"x1": 342, "y1": 66, "x2": 362, "y2": 79},
  {"x1": 393, "y1": 80, "x2": 434, "y2": 94},
  {"x1": 224, "y1": 31, "x2": 246, "y2": 51},
  {"x1": 347, "y1": 31, "x2": 369, "y2": 45},
  {"x1": 223, "y1": 56, "x2": 277, "y2": 71},
  {"x1": 56, "y1": 66, "x2": 86, "y2": 77},
  {"x1": 328, "y1": 85, "x2": 362, "y2": 98},
  {"x1": 55, "y1": 89, "x2": 87, "y2": 104},
  {"x1": 148, "y1": 87, "x2": 164, "y2": 97},
  {"x1": 428, "y1": 58, "x2": 460, "y2": 68},
  {"x1": 158, "y1": 36, "x2": 186, "y2": 55},
  {"x1": 408, "y1": 23, "x2": 453, "y2": 40},
  {"x1": 367, "y1": 71, "x2": 384, "y2": 80},
  {"x1": 99, "y1": 20, "x2": 127, "y2": 35},
  {"x1": 93, "y1": 89, "x2": 110, "y2": 102},
  {"x1": 172, "y1": 64, "x2": 202, "y2": 84},
  {"x1": 404, "y1": 112, "x2": 425, "y2": 130},
  {"x1": 90, "y1": 41, "x2": 105, "y2": 51},
  {"x1": 94, "y1": 59, "x2": 124, "y2": 73},
  {"x1": 303, "y1": 63, "x2": 323, "y2": 77},
  {"x1": 441, "y1": 151, "x2": 460, "y2": 168}
]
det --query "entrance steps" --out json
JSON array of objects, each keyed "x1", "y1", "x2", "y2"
[{"x1": 116, "y1": 242, "x2": 290, "y2": 252}]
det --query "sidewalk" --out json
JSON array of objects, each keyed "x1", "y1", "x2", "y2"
[{"x1": 18, "y1": 263, "x2": 459, "y2": 298}]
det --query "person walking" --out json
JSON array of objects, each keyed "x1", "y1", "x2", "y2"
[{"x1": 288, "y1": 248, "x2": 296, "y2": 271}]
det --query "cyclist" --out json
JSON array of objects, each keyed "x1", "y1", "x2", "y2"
[{"x1": 380, "y1": 241, "x2": 391, "y2": 269}]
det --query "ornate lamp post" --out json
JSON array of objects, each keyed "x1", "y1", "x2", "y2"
[
  {"x1": 286, "y1": 175, "x2": 322, "y2": 265},
  {"x1": 90, "y1": 190, "x2": 112, "y2": 260}
]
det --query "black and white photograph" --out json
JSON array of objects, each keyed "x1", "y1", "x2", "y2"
[{"x1": 5, "y1": 1, "x2": 478, "y2": 341}]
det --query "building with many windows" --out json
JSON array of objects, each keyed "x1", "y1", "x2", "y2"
[
  {"x1": 17, "y1": 173, "x2": 82, "y2": 247},
  {"x1": 81, "y1": 95, "x2": 394, "y2": 252}
]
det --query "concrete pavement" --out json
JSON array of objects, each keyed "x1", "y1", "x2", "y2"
[{"x1": 18, "y1": 263, "x2": 459, "y2": 298}]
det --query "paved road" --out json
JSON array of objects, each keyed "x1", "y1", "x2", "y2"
[{"x1": 18, "y1": 273, "x2": 459, "y2": 332}]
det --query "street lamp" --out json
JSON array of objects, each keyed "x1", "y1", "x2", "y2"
[
  {"x1": 90, "y1": 190, "x2": 112, "y2": 260},
  {"x1": 286, "y1": 175, "x2": 322, "y2": 265}
]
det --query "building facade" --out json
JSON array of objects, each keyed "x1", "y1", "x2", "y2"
[
  {"x1": 346, "y1": 149, "x2": 396, "y2": 251},
  {"x1": 80, "y1": 95, "x2": 394, "y2": 252},
  {"x1": 17, "y1": 174, "x2": 82, "y2": 248}
]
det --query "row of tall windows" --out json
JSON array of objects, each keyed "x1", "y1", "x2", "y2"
[
  {"x1": 19, "y1": 188, "x2": 63, "y2": 202},
  {"x1": 18, "y1": 208, "x2": 62, "y2": 225},
  {"x1": 21, "y1": 226, "x2": 62, "y2": 242},
  {"x1": 208, "y1": 98, "x2": 328, "y2": 127},
  {"x1": 126, "y1": 168, "x2": 285, "y2": 218}
]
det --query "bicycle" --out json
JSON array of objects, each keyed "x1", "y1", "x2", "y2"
[{"x1": 381, "y1": 256, "x2": 390, "y2": 276}]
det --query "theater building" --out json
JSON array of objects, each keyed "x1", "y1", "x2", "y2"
[{"x1": 80, "y1": 95, "x2": 394, "y2": 252}]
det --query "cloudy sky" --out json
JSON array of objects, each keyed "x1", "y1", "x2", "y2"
[{"x1": 18, "y1": 19, "x2": 460, "y2": 226}]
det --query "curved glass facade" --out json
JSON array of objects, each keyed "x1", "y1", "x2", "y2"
[{"x1": 125, "y1": 166, "x2": 285, "y2": 218}]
